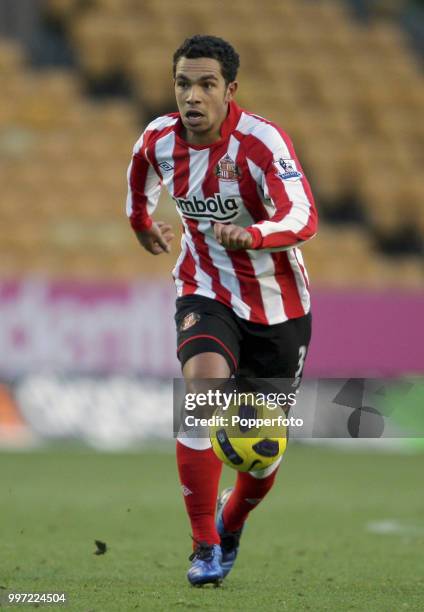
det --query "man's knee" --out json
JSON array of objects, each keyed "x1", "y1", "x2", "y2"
[{"x1": 183, "y1": 351, "x2": 231, "y2": 382}]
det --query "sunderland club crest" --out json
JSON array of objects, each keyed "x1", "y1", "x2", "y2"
[
  {"x1": 179, "y1": 312, "x2": 201, "y2": 332},
  {"x1": 215, "y1": 154, "x2": 241, "y2": 181}
]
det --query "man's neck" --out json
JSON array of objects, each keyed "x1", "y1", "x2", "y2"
[
  {"x1": 182, "y1": 104, "x2": 230, "y2": 146},
  {"x1": 183, "y1": 127, "x2": 222, "y2": 146}
]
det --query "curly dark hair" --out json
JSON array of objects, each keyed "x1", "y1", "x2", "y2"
[{"x1": 173, "y1": 35, "x2": 240, "y2": 84}]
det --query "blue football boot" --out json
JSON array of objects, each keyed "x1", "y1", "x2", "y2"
[
  {"x1": 216, "y1": 487, "x2": 245, "y2": 578},
  {"x1": 187, "y1": 540, "x2": 223, "y2": 587}
]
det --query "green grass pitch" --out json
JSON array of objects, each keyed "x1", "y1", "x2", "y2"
[{"x1": 1, "y1": 445, "x2": 423, "y2": 611}]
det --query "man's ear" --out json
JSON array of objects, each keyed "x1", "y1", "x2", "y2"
[{"x1": 225, "y1": 81, "x2": 238, "y2": 102}]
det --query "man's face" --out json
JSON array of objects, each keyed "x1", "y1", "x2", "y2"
[{"x1": 174, "y1": 57, "x2": 237, "y2": 145}]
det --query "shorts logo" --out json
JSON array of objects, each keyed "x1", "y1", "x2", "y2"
[
  {"x1": 158, "y1": 161, "x2": 174, "y2": 172},
  {"x1": 215, "y1": 154, "x2": 241, "y2": 181},
  {"x1": 273, "y1": 158, "x2": 303, "y2": 182},
  {"x1": 180, "y1": 312, "x2": 201, "y2": 332},
  {"x1": 173, "y1": 193, "x2": 240, "y2": 221}
]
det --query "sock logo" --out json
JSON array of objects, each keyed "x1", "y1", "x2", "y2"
[
  {"x1": 244, "y1": 497, "x2": 261, "y2": 505},
  {"x1": 181, "y1": 485, "x2": 193, "y2": 496},
  {"x1": 173, "y1": 193, "x2": 240, "y2": 221}
]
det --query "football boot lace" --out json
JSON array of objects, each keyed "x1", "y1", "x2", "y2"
[{"x1": 189, "y1": 538, "x2": 215, "y2": 562}]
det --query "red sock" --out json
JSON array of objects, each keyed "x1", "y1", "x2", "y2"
[
  {"x1": 223, "y1": 468, "x2": 279, "y2": 532},
  {"x1": 176, "y1": 441, "x2": 222, "y2": 546}
]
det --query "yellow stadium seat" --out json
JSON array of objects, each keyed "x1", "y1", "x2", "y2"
[{"x1": 0, "y1": 39, "x2": 25, "y2": 73}]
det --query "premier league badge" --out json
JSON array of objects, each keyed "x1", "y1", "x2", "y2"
[{"x1": 274, "y1": 158, "x2": 303, "y2": 182}]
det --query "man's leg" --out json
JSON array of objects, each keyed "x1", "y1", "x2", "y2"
[
  {"x1": 174, "y1": 295, "x2": 241, "y2": 583},
  {"x1": 215, "y1": 458, "x2": 282, "y2": 578},
  {"x1": 177, "y1": 352, "x2": 231, "y2": 546},
  {"x1": 175, "y1": 296, "x2": 241, "y2": 548},
  {"x1": 220, "y1": 313, "x2": 312, "y2": 536},
  {"x1": 221, "y1": 457, "x2": 282, "y2": 532}
]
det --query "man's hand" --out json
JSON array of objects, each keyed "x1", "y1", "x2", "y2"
[
  {"x1": 214, "y1": 222, "x2": 253, "y2": 250},
  {"x1": 135, "y1": 221, "x2": 175, "y2": 255}
]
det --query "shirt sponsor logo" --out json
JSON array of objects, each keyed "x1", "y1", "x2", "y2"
[
  {"x1": 158, "y1": 160, "x2": 174, "y2": 172},
  {"x1": 215, "y1": 154, "x2": 241, "y2": 181},
  {"x1": 172, "y1": 193, "x2": 240, "y2": 221},
  {"x1": 273, "y1": 158, "x2": 303, "y2": 181}
]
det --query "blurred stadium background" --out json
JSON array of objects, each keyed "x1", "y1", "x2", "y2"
[
  {"x1": 0, "y1": 0, "x2": 422, "y2": 448},
  {"x1": 1, "y1": 2, "x2": 423, "y2": 609}
]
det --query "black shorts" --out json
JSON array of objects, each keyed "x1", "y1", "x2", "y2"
[{"x1": 175, "y1": 295, "x2": 312, "y2": 379}]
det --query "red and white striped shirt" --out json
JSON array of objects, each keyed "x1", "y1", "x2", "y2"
[{"x1": 126, "y1": 101, "x2": 318, "y2": 325}]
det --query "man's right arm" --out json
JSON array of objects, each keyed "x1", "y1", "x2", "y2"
[
  {"x1": 126, "y1": 133, "x2": 174, "y2": 254},
  {"x1": 126, "y1": 132, "x2": 161, "y2": 232}
]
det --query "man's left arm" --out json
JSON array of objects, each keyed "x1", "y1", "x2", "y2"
[
  {"x1": 245, "y1": 140, "x2": 318, "y2": 250},
  {"x1": 215, "y1": 133, "x2": 318, "y2": 251}
]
